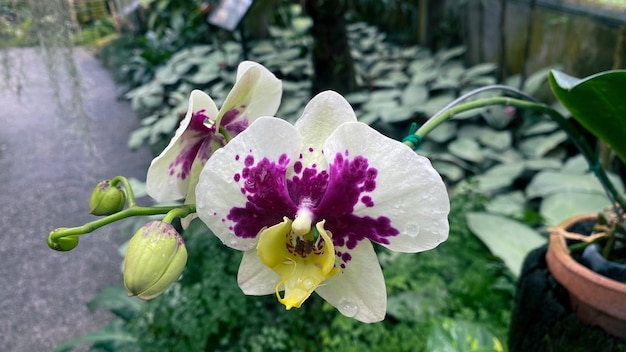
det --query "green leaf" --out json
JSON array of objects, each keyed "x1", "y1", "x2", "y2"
[
  {"x1": 448, "y1": 138, "x2": 484, "y2": 163},
  {"x1": 481, "y1": 106, "x2": 513, "y2": 129},
  {"x1": 485, "y1": 191, "x2": 526, "y2": 218},
  {"x1": 426, "y1": 318, "x2": 504, "y2": 352},
  {"x1": 523, "y1": 158, "x2": 562, "y2": 171},
  {"x1": 420, "y1": 94, "x2": 456, "y2": 117},
  {"x1": 522, "y1": 66, "x2": 554, "y2": 94},
  {"x1": 128, "y1": 126, "x2": 151, "y2": 150},
  {"x1": 466, "y1": 212, "x2": 546, "y2": 277},
  {"x1": 482, "y1": 148, "x2": 524, "y2": 164},
  {"x1": 477, "y1": 130, "x2": 511, "y2": 151},
  {"x1": 434, "y1": 46, "x2": 466, "y2": 64},
  {"x1": 562, "y1": 154, "x2": 589, "y2": 174},
  {"x1": 462, "y1": 63, "x2": 497, "y2": 80},
  {"x1": 87, "y1": 284, "x2": 142, "y2": 321},
  {"x1": 387, "y1": 288, "x2": 448, "y2": 322},
  {"x1": 53, "y1": 320, "x2": 137, "y2": 352},
  {"x1": 540, "y1": 192, "x2": 612, "y2": 226},
  {"x1": 410, "y1": 68, "x2": 438, "y2": 84},
  {"x1": 401, "y1": 83, "x2": 429, "y2": 106},
  {"x1": 344, "y1": 91, "x2": 369, "y2": 105},
  {"x1": 526, "y1": 171, "x2": 624, "y2": 199},
  {"x1": 379, "y1": 105, "x2": 415, "y2": 123},
  {"x1": 432, "y1": 160, "x2": 465, "y2": 182},
  {"x1": 522, "y1": 120, "x2": 559, "y2": 136},
  {"x1": 155, "y1": 65, "x2": 180, "y2": 85},
  {"x1": 519, "y1": 131, "x2": 567, "y2": 158},
  {"x1": 427, "y1": 122, "x2": 457, "y2": 143},
  {"x1": 369, "y1": 89, "x2": 401, "y2": 102},
  {"x1": 549, "y1": 69, "x2": 626, "y2": 163},
  {"x1": 473, "y1": 163, "x2": 525, "y2": 193}
]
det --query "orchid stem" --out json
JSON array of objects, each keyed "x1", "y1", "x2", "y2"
[
  {"x1": 405, "y1": 93, "x2": 626, "y2": 217},
  {"x1": 163, "y1": 205, "x2": 196, "y2": 224},
  {"x1": 47, "y1": 204, "x2": 196, "y2": 251},
  {"x1": 109, "y1": 175, "x2": 137, "y2": 208}
]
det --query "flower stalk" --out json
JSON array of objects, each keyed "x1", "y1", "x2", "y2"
[
  {"x1": 48, "y1": 201, "x2": 196, "y2": 251},
  {"x1": 405, "y1": 93, "x2": 626, "y2": 215},
  {"x1": 109, "y1": 175, "x2": 137, "y2": 208}
]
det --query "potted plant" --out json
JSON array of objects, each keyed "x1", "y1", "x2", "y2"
[
  {"x1": 546, "y1": 211, "x2": 626, "y2": 338},
  {"x1": 399, "y1": 69, "x2": 626, "y2": 349}
]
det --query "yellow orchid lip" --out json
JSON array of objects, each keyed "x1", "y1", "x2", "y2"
[{"x1": 256, "y1": 217, "x2": 339, "y2": 309}]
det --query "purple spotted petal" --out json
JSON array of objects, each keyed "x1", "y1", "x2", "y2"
[
  {"x1": 168, "y1": 110, "x2": 217, "y2": 180},
  {"x1": 226, "y1": 155, "x2": 298, "y2": 239},
  {"x1": 146, "y1": 90, "x2": 219, "y2": 202}
]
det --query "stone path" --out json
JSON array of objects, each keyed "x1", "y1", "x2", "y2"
[{"x1": 0, "y1": 47, "x2": 152, "y2": 351}]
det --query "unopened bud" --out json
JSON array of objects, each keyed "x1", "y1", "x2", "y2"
[
  {"x1": 123, "y1": 221, "x2": 187, "y2": 300},
  {"x1": 48, "y1": 228, "x2": 79, "y2": 251},
  {"x1": 89, "y1": 180, "x2": 125, "y2": 215}
]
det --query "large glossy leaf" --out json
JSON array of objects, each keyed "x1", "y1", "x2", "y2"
[
  {"x1": 466, "y1": 212, "x2": 546, "y2": 277},
  {"x1": 549, "y1": 70, "x2": 626, "y2": 163}
]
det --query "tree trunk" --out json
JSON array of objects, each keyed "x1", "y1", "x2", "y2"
[{"x1": 304, "y1": 0, "x2": 356, "y2": 95}]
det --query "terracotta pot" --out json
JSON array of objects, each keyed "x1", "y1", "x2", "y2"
[{"x1": 546, "y1": 214, "x2": 626, "y2": 339}]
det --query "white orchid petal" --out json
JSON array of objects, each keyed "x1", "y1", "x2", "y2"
[
  {"x1": 316, "y1": 239, "x2": 386, "y2": 323},
  {"x1": 294, "y1": 91, "x2": 357, "y2": 168},
  {"x1": 322, "y1": 122, "x2": 450, "y2": 253},
  {"x1": 196, "y1": 117, "x2": 301, "y2": 251},
  {"x1": 217, "y1": 62, "x2": 282, "y2": 136},
  {"x1": 146, "y1": 90, "x2": 219, "y2": 201},
  {"x1": 237, "y1": 249, "x2": 281, "y2": 295}
]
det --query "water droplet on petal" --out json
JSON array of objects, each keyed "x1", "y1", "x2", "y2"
[
  {"x1": 405, "y1": 223, "x2": 420, "y2": 237},
  {"x1": 338, "y1": 300, "x2": 359, "y2": 317}
]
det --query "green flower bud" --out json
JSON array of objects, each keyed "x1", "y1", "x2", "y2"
[
  {"x1": 123, "y1": 221, "x2": 187, "y2": 300},
  {"x1": 89, "y1": 180, "x2": 125, "y2": 215},
  {"x1": 48, "y1": 228, "x2": 79, "y2": 251}
]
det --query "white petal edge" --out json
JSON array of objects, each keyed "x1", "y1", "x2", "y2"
[
  {"x1": 294, "y1": 91, "x2": 357, "y2": 169},
  {"x1": 316, "y1": 239, "x2": 387, "y2": 323},
  {"x1": 237, "y1": 249, "x2": 281, "y2": 295},
  {"x1": 323, "y1": 122, "x2": 450, "y2": 252},
  {"x1": 196, "y1": 117, "x2": 302, "y2": 251},
  {"x1": 217, "y1": 61, "x2": 282, "y2": 130},
  {"x1": 146, "y1": 90, "x2": 219, "y2": 201}
]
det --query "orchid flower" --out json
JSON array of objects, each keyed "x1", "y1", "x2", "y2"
[
  {"x1": 146, "y1": 61, "x2": 281, "y2": 209},
  {"x1": 196, "y1": 91, "x2": 450, "y2": 323}
]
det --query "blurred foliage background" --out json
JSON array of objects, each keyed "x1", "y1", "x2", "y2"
[{"x1": 3, "y1": 0, "x2": 625, "y2": 351}]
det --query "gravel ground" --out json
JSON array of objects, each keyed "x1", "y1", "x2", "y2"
[{"x1": 0, "y1": 47, "x2": 152, "y2": 351}]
